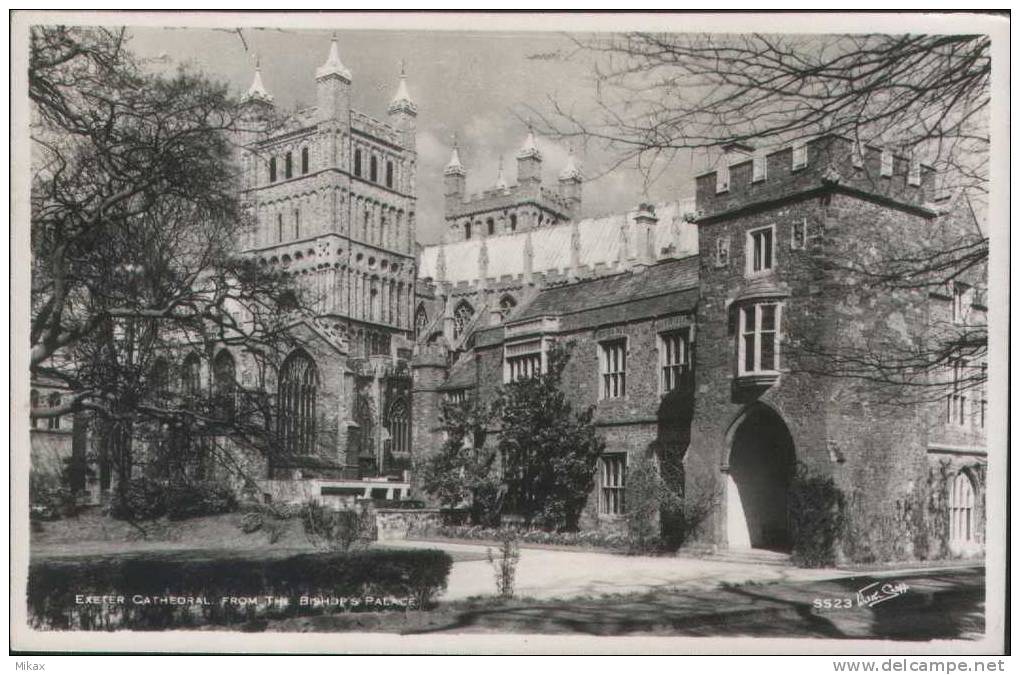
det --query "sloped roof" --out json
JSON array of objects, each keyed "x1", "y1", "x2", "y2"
[{"x1": 512, "y1": 255, "x2": 700, "y2": 324}]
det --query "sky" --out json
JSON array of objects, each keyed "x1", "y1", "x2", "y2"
[{"x1": 126, "y1": 26, "x2": 702, "y2": 245}]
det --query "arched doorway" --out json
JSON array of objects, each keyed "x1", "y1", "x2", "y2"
[{"x1": 725, "y1": 406, "x2": 795, "y2": 551}]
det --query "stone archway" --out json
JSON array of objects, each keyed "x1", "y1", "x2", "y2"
[{"x1": 725, "y1": 406, "x2": 796, "y2": 552}]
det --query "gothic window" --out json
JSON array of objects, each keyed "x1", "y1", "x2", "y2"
[
  {"x1": 269, "y1": 157, "x2": 277, "y2": 182},
  {"x1": 453, "y1": 301, "x2": 474, "y2": 339},
  {"x1": 354, "y1": 149, "x2": 362, "y2": 177},
  {"x1": 739, "y1": 303, "x2": 781, "y2": 375},
  {"x1": 301, "y1": 147, "x2": 309, "y2": 174},
  {"x1": 277, "y1": 213, "x2": 284, "y2": 243},
  {"x1": 285, "y1": 151, "x2": 293, "y2": 179},
  {"x1": 600, "y1": 454, "x2": 626, "y2": 515},
  {"x1": 498, "y1": 295, "x2": 517, "y2": 320},
  {"x1": 414, "y1": 304, "x2": 429, "y2": 337},
  {"x1": 386, "y1": 160, "x2": 394, "y2": 188},
  {"x1": 387, "y1": 399, "x2": 410, "y2": 457},
  {"x1": 213, "y1": 350, "x2": 237, "y2": 420},
  {"x1": 182, "y1": 353, "x2": 202, "y2": 400},
  {"x1": 47, "y1": 392, "x2": 62, "y2": 430},
  {"x1": 277, "y1": 350, "x2": 319, "y2": 456},
  {"x1": 294, "y1": 209, "x2": 301, "y2": 239},
  {"x1": 370, "y1": 155, "x2": 378, "y2": 182},
  {"x1": 30, "y1": 389, "x2": 38, "y2": 429},
  {"x1": 600, "y1": 339, "x2": 627, "y2": 399},
  {"x1": 464, "y1": 222, "x2": 472, "y2": 240},
  {"x1": 487, "y1": 218, "x2": 495, "y2": 235},
  {"x1": 949, "y1": 472, "x2": 975, "y2": 545},
  {"x1": 509, "y1": 214, "x2": 517, "y2": 232}
]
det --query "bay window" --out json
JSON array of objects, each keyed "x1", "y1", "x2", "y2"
[{"x1": 739, "y1": 302, "x2": 781, "y2": 376}]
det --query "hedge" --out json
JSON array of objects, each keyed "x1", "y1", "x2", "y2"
[{"x1": 28, "y1": 548, "x2": 453, "y2": 630}]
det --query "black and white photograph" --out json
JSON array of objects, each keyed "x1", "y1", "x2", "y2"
[{"x1": 9, "y1": 10, "x2": 1009, "y2": 658}]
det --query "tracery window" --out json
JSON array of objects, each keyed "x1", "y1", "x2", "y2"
[
  {"x1": 949, "y1": 472, "x2": 975, "y2": 545},
  {"x1": 453, "y1": 301, "x2": 474, "y2": 339},
  {"x1": 278, "y1": 350, "x2": 319, "y2": 456}
]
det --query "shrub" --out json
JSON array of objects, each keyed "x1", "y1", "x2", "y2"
[
  {"x1": 240, "y1": 511, "x2": 264, "y2": 534},
  {"x1": 301, "y1": 501, "x2": 374, "y2": 552},
  {"x1": 29, "y1": 474, "x2": 80, "y2": 521},
  {"x1": 165, "y1": 481, "x2": 238, "y2": 520},
  {"x1": 789, "y1": 466, "x2": 846, "y2": 567},
  {"x1": 27, "y1": 548, "x2": 454, "y2": 630},
  {"x1": 108, "y1": 477, "x2": 167, "y2": 521},
  {"x1": 486, "y1": 530, "x2": 521, "y2": 599}
]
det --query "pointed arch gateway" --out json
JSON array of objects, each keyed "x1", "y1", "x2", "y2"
[
  {"x1": 724, "y1": 404, "x2": 796, "y2": 552},
  {"x1": 278, "y1": 350, "x2": 319, "y2": 456}
]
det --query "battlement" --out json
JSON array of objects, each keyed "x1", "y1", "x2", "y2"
[
  {"x1": 351, "y1": 110, "x2": 403, "y2": 148},
  {"x1": 695, "y1": 134, "x2": 937, "y2": 221}
]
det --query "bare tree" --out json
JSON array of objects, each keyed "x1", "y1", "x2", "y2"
[
  {"x1": 28, "y1": 26, "x2": 317, "y2": 498},
  {"x1": 537, "y1": 32, "x2": 990, "y2": 398}
]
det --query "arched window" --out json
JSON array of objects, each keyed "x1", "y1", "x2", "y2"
[
  {"x1": 414, "y1": 304, "x2": 429, "y2": 338},
  {"x1": 278, "y1": 350, "x2": 319, "y2": 456},
  {"x1": 370, "y1": 155, "x2": 379, "y2": 182},
  {"x1": 387, "y1": 399, "x2": 410, "y2": 457},
  {"x1": 182, "y1": 353, "x2": 202, "y2": 401},
  {"x1": 949, "y1": 472, "x2": 976, "y2": 545},
  {"x1": 47, "y1": 392, "x2": 61, "y2": 430},
  {"x1": 386, "y1": 161, "x2": 394, "y2": 188},
  {"x1": 487, "y1": 218, "x2": 495, "y2": 235},
  {"x1": 277, "y1": 213, "x2": 284, "y2": 242},
  {"x1": 285, "y1": 151, "x2": 293, "y2": 179},
  {"x1": 464, "y1": 222, "x2": 472, "y2": 240},
  {"x1": 499, "y1": 295, "x2": 517, "y2": 320},
  {"x1": 453, "y1": 301, "x2": 474, "y2": 339},
  {"x1": 354, "y1": 149, "x2": 362, "y2": 177},
  {"x1": 269, "y1": 157, "x2": 277, "y2": 182},
  {"x1": 30, "y1": 389, "x2": 39, "y2": 429},
  {"x1": 510, "y1": 214, "x2": 517, "y2": 232},
  {"x1": 301, "y1": 147, "x2": 309, "y2": 174},
  {"x1": 294, "y1": 208, "x2": 301, "y2": 239},
  {"x1": 213, "y1": 350, "x2": 237, "y2": 420}
]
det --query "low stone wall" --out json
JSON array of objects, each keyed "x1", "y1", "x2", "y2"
[{"x1": 375, "y1": 508, "x2": 443, "y2": 541}]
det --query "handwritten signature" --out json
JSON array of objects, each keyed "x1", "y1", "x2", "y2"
[{"x1": 856, "y1": 580, "x2": 910, "y2": 607}]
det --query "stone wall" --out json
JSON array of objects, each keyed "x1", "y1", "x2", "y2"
[{"x1": 374, "y1": 508, "x2": 443, "y2": 541}]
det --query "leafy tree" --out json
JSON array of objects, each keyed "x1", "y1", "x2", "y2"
[
  {"x1": 417, "y1": 398, "x2": 503, "y2": 525},
  {"x1": 494, "y1": 344, "x2": 605, "y2": 530}
]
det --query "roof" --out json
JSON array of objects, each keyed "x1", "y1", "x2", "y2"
[
  {"x1": 438, "y1": 355, "x2": 478, "y2": 390},
  {"x1": 512, "y1": 255, "x2": 700, "y2": 324},
  {"x1": 418, "y1": 199, "x2": 697, "y2": 284}
]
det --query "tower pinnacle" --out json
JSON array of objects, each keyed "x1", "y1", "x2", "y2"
[
  {"x1": 388, "y1": 59, "x2": 417, "y2": 115},
  {"x1": 517, "y1": 120, "x2": 542, "y2": 160},
  {"x1": 316, "y1": 33, "x2": 352, "y2": 82},
  {"x1": 444, "y1": 135, "x2": 466, "y2": 176},
  {"x1": 242, "y1": 55, "x2": 273, "y2": 104},
  {"x1": 495, "y1": 155, "x2": 508, "y2": 191}
]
